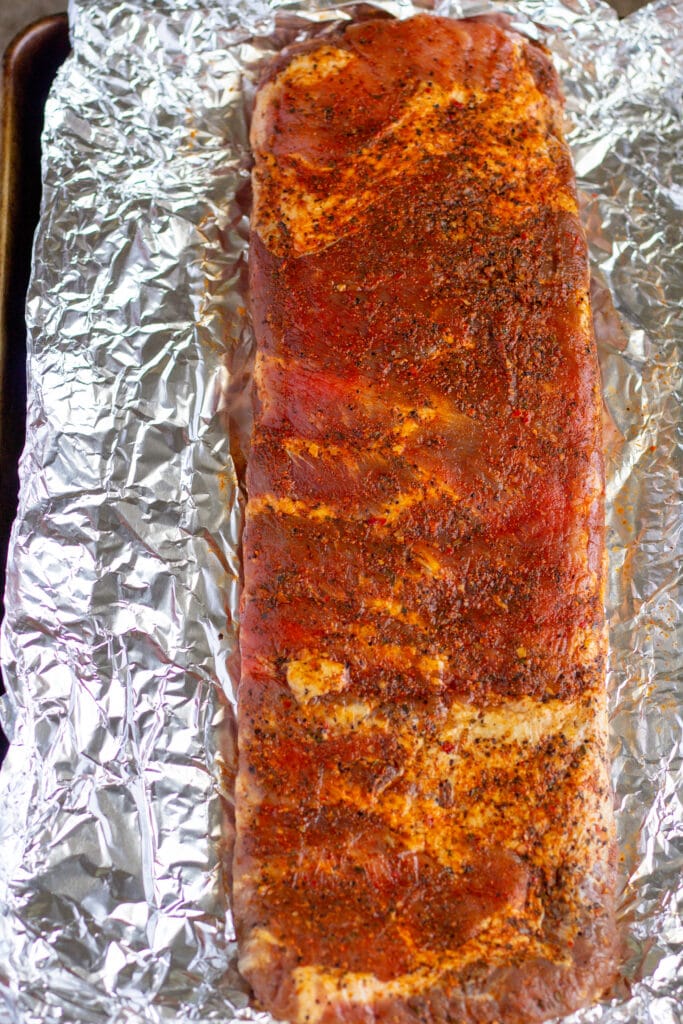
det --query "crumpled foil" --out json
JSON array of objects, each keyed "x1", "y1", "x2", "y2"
[{"x1": 0, "y1": 0, "x2": 680, "y2": 1020}]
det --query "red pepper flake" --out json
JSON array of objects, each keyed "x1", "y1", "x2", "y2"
[
  {"x1": 441, "y1": 741, "x2": 455, "y2": 753},
  {"x1": 512, "y1": 408, "x2": 531, "y2": 425}
]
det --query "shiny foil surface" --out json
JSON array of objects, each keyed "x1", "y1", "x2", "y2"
[{"x1": 0, "y1": 0, "x2": 680, "y2": 1021}]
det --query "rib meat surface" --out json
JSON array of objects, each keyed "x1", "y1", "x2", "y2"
[{"x1": 234, "y1": 15, "x2": 617, "y2": 1023}]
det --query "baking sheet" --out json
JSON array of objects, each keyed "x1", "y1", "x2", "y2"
[{"x1": 0, "y1": 0, "x2": 681, "y2": 1021}]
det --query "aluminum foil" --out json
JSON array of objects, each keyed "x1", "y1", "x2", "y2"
[{"x1": 0, "y1": 0, "x2": 680, "y2": 1021}]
